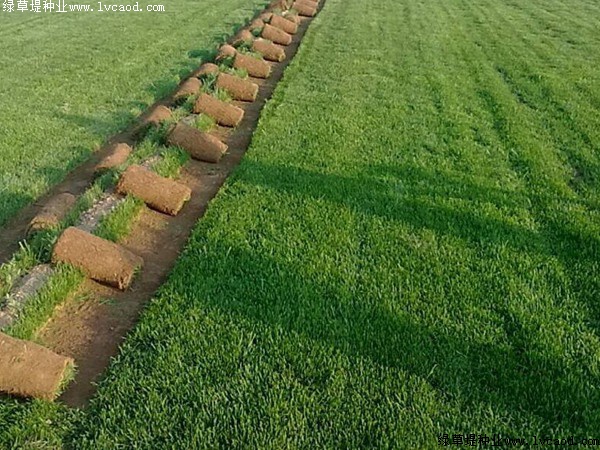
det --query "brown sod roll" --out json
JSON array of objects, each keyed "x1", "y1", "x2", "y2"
[
  {"x1": 283, "y1": 11, "x2": 301, "y2": 23},
  {"x1": 167, "y1": 122, "x2": 227, "y2": 163},
  {"x1": 116, "y1": 165, "x2": 191, "y2": 216},
  {"x1": 27, "y1": 192, "x2": 77, "y2": 235},
  {"x1": 193, "y1": 93, "x2": 244, "y2": 127},
  {"x1": 0, "y1": 332, "x2": 73, "y2": 400},
  {"x1": 261, "y1": 24, "x2": 293, "y2": 46},
  {"x1": 192, "y1": 63, "x2": 220, "y2": 78},
  {"x1": 292, "y1": 1, "x2": 317, "y2": 16},
  {"x1": 268, "y1": 0, "x2": 291, "y2": 10},
  {"x1": 252, "y1": 39, "x2": 286, "y2": 62},
  {"x1": 216, "y1": 73, "x2": 259, "y2": 102},
  {"x1": 217, "y1": 44, "x2": 237, "y2": 61},
  {"x1": 95, "y1": 143, "x2": 132, "y2": 173},
  {"x1": 231, "y1": 29, "x2": 254, "y2": 46},
  {"x1": 270, "y1": 15, "x2": 299, "y2": 34},
  {"x1": 250, "y1": 18, "x2": 265, "y2": 30},
  {"x1": 52, "y1": 227, "x2": 143, "y2": 290},
  {"x1": 173, "y1": 77, "x2": 202, "y2": 102},
  {"x1": 233, "y1": 53, "x2": 272, "y2": 79},
  {"x1": 144, "y1": 105, "x2": 172, "y2": 126},
  {"x1": 259, "y1": 12, "x2": 273, "y2": 22},
  {"x1": 296, "y1": 0, "x2": 318, "y2": 6}
]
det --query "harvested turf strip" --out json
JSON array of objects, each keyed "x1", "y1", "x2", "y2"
[
  {"x1": 143, "y1": 105, "x2": 172, "y2": 127},
  {"x1": 0, "y1": 332, "x2": 72, "y2": 400},
  {"x1": 292, "y1": 1, "x2": 317, "y2": 16},
  {"x1": 250, "y1": 19, "x2": 265, "y2": 30},
  {"x1": 262, "y1": 24, "x2": 293, "y2": 46},
  {"x1": 231, "y1": 30, "x2": 254, "y2": 47},
  {"x1": 116, "y1": 165, "x2": 191, "y2": 216},
  {"x1": 252, "y1": 39, "x2": 286, "y2": 62},
  {"x1": 259, "y1": 12, "x2": 273, "y2": 22},
  {"x1": 193, "y1": 93, "x2": 245, "y2": 127},
  {"x1": 52, "y1": 227, "x2": 143, "y2": 290},
  {"x1": 192, "y1": 63, "x2": 220, "y2": 78},
  {"x1": 27, "y1": 193, "x2": 76, "y2": 235},
  {"x1": 217, "y1": 44, "x2": 238, "y2": 62},
  {"x1": 270, "y1": 15, "x2": 299, "y2": 34},
  {"x1": 167, "y1": 122, "x2": 227, "y2": 163},
  {"x1": 173, "y1": 78, "x2": 202, "y2": 102},
  {"x1": 216, "y1": 73, "x2": 259, "y2": 102},
  {"x1": 233, "y1": 53, "x2": 272, "y2": 79},
  {"x1": 94, "y1": 143, "x2": 132, "y2": 173}
]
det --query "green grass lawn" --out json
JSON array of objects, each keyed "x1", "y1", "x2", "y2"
[
  {"x1": 3, "y1": 0, "x2": 600, "y2": 447},
  {"x1": 0, "y1": 0, "x2": 267, "y2": 228}
]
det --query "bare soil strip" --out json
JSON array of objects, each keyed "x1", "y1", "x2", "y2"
[{"x1": 35, "y1": 11, "x2": 319, "y2": 408}]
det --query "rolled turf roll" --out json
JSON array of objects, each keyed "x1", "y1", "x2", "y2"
[
  {"x1": 268, "y1": 0, "x2": 291, "y2": 10},
  {"x1": 52, "y1": 227, "x2": 143, "y2": 290},
  {"x1": 231, "y1": 29, "x2": 254, "y2": 46},
  {"x1": 173, "y1": 77, "x2": 202, "y2": 102},
  {"x1": 192, "y1": 63, "x2": 220, "y2": 78},
  {"x1": 193, "y1": 93, "x2": 245, "y2": 127},
  {"x1": 292, "y1": 1, "x2": 317, "y2": 16},
  {"x1": 250, "y1": 18, "x2": 265, "y2": 30},
  {"x1": 27, "y1": 192, "x2": 77, "y2": 235},
  {"x1": 116, "y1": 165, "x2": 191, "y2": 216},
  {"x1": 167, "y1": 122, "x2": 227, "y2": 163},
  {"x1": 283, "y1": 11, "x2": 301, "y2": 23},
  {"x1": 217, "y1": 44, "x2": 237, "y2": 61},
  {"x1": 252, "y1": 39, "x2": 286, "y2": 62},
  {"x1": 144, "y1": 105, "x2": 172, "y2": 127},
  {"x1": 233, "y1": 53, "x2": 272, "y2": 79},
  {"x1": 261, "y1": 23, "x2": 293, "y2": 46},
  {"x1": 216, "y1": 73, "x2": 259, "y2": 102},
  {"x1": 259, "y1": 12, "x2": 273, "y2": 22},
  {"x1": 95, "y1": 143, "x2": 132, "y2": 173},
  {"x1": 270, "y1": 15, "x2": 298, "y2": 34},
  {"x1": 0, "y1": 332, "x2": 74, "y2": 400}
]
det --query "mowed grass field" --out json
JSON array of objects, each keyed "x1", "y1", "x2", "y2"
[
  {"x1": 3, "y1": 0, "x2": 600, "y2": 447},
  {"x1": 0, "y1": 0, "x2": 267, "y2": 228}
]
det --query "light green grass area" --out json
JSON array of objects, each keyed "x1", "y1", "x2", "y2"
[
  {"x1": 0, "y1": 0, "x2": 267, "y2": 228},
  {"x1": 3, "y1": 0, "x2": 600, "y2": 447}
]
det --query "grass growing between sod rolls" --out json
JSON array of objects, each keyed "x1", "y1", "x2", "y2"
[
  {"x1": 3, "y1": 0, "x2": 600, "y2": 446},
  {"x1": 0, "y1": 0, "x2": 268, "y2": 228}
]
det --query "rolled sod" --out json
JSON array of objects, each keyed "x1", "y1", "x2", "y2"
[
  {"x1": 144, "y1": 105, "x2": 172, "y2": 126},
  {"x1": 268, "y1": 0, "x2": 291, "y2": 10},
  {"x1": 231, "y1": 29, "x2": 254, "y2": 47},
  {"x1": 252, "y1": 39, "x2": 286, "y2": 62},
  {"x1": 116, "y1": 165, "x2": 191, "y2": 216},
  {"x1": 217, "y1": 44, "x2": 237, "y2": 61},
  {"x1": 0, "y1": 332, "x2": 73, "y2": 400},
  {"x1": 250, "y1": 18, "x2": 265, "y2": 30},
  {"x1": 95, "y1": 143, "x2": 132, "y2": 173},
  {"x1": 192, "y1": 63, "x2": 220, "y2": 78},
  {"x1": 270, "y1": 15, "x2": 299, "y2": 34},
  {"x1": 292, "y1": 1, "x2": 317, "y2": 16},
  {"x1": 52, "y1": 227, "x2": 143, "y2": 290},
  {"x1": 283, "y1": 11, "x2": 301, "y2": 23},
  {"x1": 233, "y1": 53, "x2": 272, "y2": 79},
  {"x1": 216, "y1": 73, "x2": 259, "y2": 102},
  {"x1": 167, "y1": 122, "x2": 227, "y2": 163},
  {"x1": 193, "y1": 93, "x2": 245, "y2": 127},
  {"x1": 259, "y1": 11, "x2": 273, "y2": 22},
  {"x1": 27, "y1": 192, "x2": 77, "y2": 235},
  {"x1": 173, "y1": 77, "x2": 202, "y2": 102},
  {"x1": 261, "y1": 24, "x2": 293, "y2": 46}
]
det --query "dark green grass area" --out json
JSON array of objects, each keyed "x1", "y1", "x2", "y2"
[
  {"x1": 3, "y1": 0, "x2": 600, "y2": 446},
  {"x1": 0, "y1": 0, "x2": 267, "y2": 228}
]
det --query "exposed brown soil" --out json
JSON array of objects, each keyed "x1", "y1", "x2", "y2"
[
  {"x1": 234, "y1": 53, "x2": 272, "y2": 79},
  {"x1": 167, "y1": 122, "x2": 227, "y2": 163},
  {"x1": 94, "y1": 143, "x2": 133, "y2": 173},
  {"x1": 193, "y1": 93, "x2": 245, "y2": 127},
  {"x1": 262, "y1": 23, "x2": 293, "y2": 46},
  {"x1": 116, "y1": 165, "x2": 192, "y2": 216},
  {"x1": 271, "y1": 15, "x2": 298, "y2": 34},
  {"x1": 173, "y1": 77, "x2": 202, "y2": 102},
  {"x1": 27, "y1": 193, "x2": 77, "y2": 236},
  {"x1": 52, "y1": 227, "x2": 144, "y2": 290},
  {"x1": 252, "y1": 39, "x2": 287, "y2": 62},
  {"x1": 216, "y1": 73, "x2": 259, "y2": 102},
  {"x1": 0, "y1": 332, "x2": 73, "y2": 400},
  {"x1": 14, "y1": 5, "x2": 317, "y2": 408}
]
